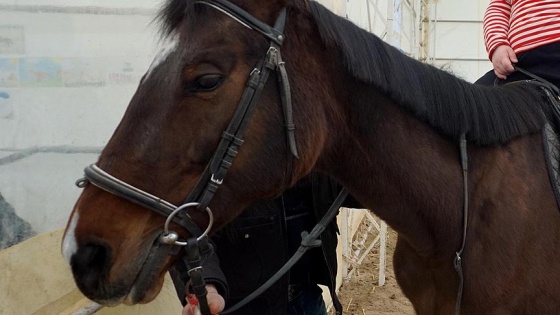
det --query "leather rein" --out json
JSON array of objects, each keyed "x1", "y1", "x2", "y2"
[{"x1": 75, "y1": 1, "x2": 345, "y2": 314}]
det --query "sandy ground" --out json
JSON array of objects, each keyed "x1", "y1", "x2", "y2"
[{"x1": 334, "y1": 229, "x2": 415, "y2": 315}]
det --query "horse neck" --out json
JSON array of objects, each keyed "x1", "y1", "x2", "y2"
[
  {"x1": 320, "y1": 80, "x2": 464, "y2": 257},
  {"x1": 283, "y1": 10, "x2": 463, "y2": 257}
]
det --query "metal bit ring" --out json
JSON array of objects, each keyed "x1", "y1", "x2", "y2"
[{"x1": 160, "y1": 202, "x2": 214, "y2": 246}]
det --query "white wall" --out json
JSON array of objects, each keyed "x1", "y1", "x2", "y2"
[
  {"x1": 0, "y1": 0, "x2": 157, "y2": 8},
  {"x1": 430, "y1": 0, "x2": 492, "y2": 81},
  {"x1": 0, "y1": 2, "x2": 162, "y2": 238},
  {"x1": 0, "y1": 8, "x2": 159, "y2": 148}
]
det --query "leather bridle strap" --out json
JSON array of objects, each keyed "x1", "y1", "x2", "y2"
[
  {"x1": 514, "y1": 66, "x2": 560, "y2": 96},
  {"x1": 187, "y1": 47, "x2": 276, "y2": 210},
  {"x1": 185, "y1": 237, "x2": 212, "y2": 315},
  {"x1": 186, "y1": 1, "x2": 298, "y2": 211},
  {"x1": 79, "y1": 164, "x2": 205, "y2": 237},
  {"x1": 196, "y1": 0, "x2": 285, "y2": 45},
  {"x1": 76, "y1": 4, "x2": 297, "y2": 314}
]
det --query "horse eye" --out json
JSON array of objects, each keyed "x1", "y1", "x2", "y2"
[{"x1": 192, "y1": 74, "x2": 223, "y2": 92}]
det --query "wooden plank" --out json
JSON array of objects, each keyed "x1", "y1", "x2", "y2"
[{"x1": 0, "y1": 229, "x2": 182, "y2": 315}]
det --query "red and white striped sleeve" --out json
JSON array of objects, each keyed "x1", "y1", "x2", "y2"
[
  {"x1": 483, "y1": 0, "x2": 512, "y2": 60},
  {"x1": 507, "y1": 1, "x2": 560, "y2": 54}
]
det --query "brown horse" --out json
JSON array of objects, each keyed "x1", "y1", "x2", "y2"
[{"x1": 62, "y1": 0, "x2": 560, "y2": 313}]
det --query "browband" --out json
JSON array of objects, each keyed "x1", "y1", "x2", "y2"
[{"x1": 195, "y1": 0, "x2": 286, "y2": 45}]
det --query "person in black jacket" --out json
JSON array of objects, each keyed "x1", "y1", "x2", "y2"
[{"x1": 170, "y1": 172, "x2": 347, "y2": 315}]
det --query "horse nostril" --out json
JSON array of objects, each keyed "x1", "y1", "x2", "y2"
[{"x1": 71, "y1": 242, "x2": 111, "y2": 291}]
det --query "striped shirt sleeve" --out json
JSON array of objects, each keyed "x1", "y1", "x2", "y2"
[
  {"x1": 483, "y1": 0, "x2": 512, "y2": 59},
  {"x1": 483, "y1": 0, "x2": 560, "y2": 60}
]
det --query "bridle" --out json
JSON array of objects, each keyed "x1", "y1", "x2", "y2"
[
  {"x1": 76, "y1": 0, "x2": 302, "y2": 314},
  {"x1": 78, "y1": 0, "x2": 296, "y2": 247}
]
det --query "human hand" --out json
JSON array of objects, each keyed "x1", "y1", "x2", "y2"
[
  {"x1": 491, "y1": 45, "x2": 518, "y2": 79},
  {"x1": 182, "y1": 284, "x2": 225, "y2": 315}
]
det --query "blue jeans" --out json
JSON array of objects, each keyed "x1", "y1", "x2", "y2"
[{"x1": 287, "y1": 284, "x2": 327, "y2": 315}]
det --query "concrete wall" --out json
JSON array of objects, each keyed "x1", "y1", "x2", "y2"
[
  {"x1": 0, "y1": 2, "x2": 160, "y2": 240},
  {"x1": 0, "y1": 5, "x2": 181, "y2": 314}
]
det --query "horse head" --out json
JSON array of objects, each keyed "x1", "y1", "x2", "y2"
[{"x1": 62, "y1": 0, "x2": 337, "y2": 305}]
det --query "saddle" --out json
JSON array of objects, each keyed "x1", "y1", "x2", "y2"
[
  {"x1": 494, "y1": 67, "x2": 560, "y2": 209},
  {"x1": 526, "y1": 73, "x2": 560, "y2": 209},
  {"x1": 542, "y1": 91, "x2": 560, "y2": 210}
]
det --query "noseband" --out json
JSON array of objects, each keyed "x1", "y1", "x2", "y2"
[{"x1": 77, "y1": 0, "x2": 297, "y2": 246}]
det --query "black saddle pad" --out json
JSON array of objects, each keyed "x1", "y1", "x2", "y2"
[{"x1": 540, "y1": 85, "x2": 560, "y2": 209}]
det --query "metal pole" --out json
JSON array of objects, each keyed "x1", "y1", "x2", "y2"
[{"x1": 392, "y1": 0, "x2": 403, "y2": 49}]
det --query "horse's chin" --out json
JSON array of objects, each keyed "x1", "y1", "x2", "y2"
[
  {"x1": 123, "y1": 261, "x2": 168, "y2": 305},
  {"x1": 121, "y1": 239, "x2": 172, "y2": 305},
  {"x1": 122, "y1": 282, "x2": 162, "y2": 305}
]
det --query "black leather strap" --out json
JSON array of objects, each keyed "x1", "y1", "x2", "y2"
[
  {"x1": 82, "y1": 164, "x2": 204, "y2": 236},
  {"x1": 190, "y1": 55, "x2": 275, "y2": 211},
  {"x1": 185, "y1": 238, "x2": 211, "y2": 315},
  {"x1": 197, "y1": 0, "x2": 286, "y2": 45},
  {"x1": 453, "y1": 133, "x2": 469, "y2": 315},
  {"x1": 185, "y1": 2, "x2": 294, "y2": 211}
]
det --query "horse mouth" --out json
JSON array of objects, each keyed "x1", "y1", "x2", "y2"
[
  {"x1": 123, "y1": 239, "x2": 174, "y2": 304},
  {"x1": 73, "y1": 231, "x2": 173, "y2": 306}
]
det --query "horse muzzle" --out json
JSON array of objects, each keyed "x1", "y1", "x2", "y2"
[{"x1": 69, "y1": 230, "x2": 174, "y2": 305}]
